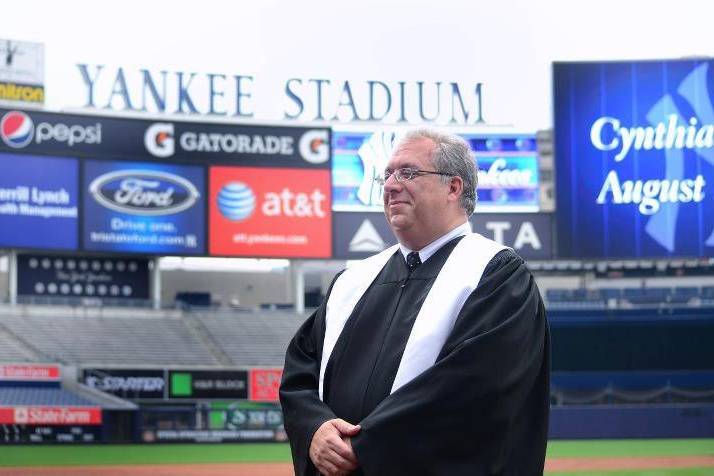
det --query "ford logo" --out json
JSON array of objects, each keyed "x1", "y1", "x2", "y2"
[{"x1": 89, "y1": 170, "x2": 199, "y2": 216}]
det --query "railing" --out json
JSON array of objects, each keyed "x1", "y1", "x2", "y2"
[{"x1": 16, "y1": 295, "x2": 154, "y2": 308}]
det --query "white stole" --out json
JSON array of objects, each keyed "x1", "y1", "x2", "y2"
[{"x1": 319, "y1": 233, "x2": 507, "y2": 400}]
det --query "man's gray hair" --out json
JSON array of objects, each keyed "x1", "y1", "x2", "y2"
[{"x1": 399, "y1": 128, "x2": 478, "y2": 216}]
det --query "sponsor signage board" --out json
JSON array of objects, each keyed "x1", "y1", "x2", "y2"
[
  {"x1": 470, "y1": 213, "x2": 553, "y2": 260},
  {"x1": 0, "y1": 153, "x2": 78, "y2": 250},
  {"x1": 1, "y1": 424, "x2": 100, "y2": 444},
  {"x1": 215, "y1": 401, "x2": 283, "y2": 431},
  {"x1": 82, "y1": 368, "x2": 165, "y2": 399},
  {"x1": 332, "y1": 130, "x2": 539, "y2": 212},
  {"x1": 142, "y1": 400, "x2": 285, "y2": 443},
  {"x1": 0, "y1": 407, "x2": 102, "y2": 425},
  {"x1": 0, "y1": 108, "x2": 330, "y2": 168},
  {"x1": 0, "y1": 364, "x2": 60, "y2": 382},
  {"x1": 83, "y1": 160, "x2": 205, "y2": 254},
  {"x1": 17, "y1": 254, "x2": 149, "y2": 300},
  {"x1": 333, "y1": 212, "x2": 552, "y2": 260},
  {"x1": 468, "y1": 135, "x2": 539, "y2": 212},
  {"x1": 144, "y1": 122, "x2": 331, "y2": 167},
  {"x1": 168, "y1": 370, "x2": 248, "y2": 399},
  {"x1": 147, "y1": 429, "x2": 281, "y2": 443},
  {"x1": 209, "y1": 166, "x2": 331, "y2": 258},
  {"x1": 332, "y1": 212, "x2": 396, "y2": 260},
  {"x1": 0, "y1": 40, "x2": 44, "y2": 106},
  {"x1": 554, "y1": 59, "x2": 714, "y2": 258},
  {"x1": 248, "y1": 369, "x2": 282, "y2": 402}
]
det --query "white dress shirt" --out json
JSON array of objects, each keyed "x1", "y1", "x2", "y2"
[{"x1": 399, "y1": 221, "x2": 472, "y2": 264}]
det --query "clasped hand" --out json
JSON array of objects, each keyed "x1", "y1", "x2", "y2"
[{"x1": 309, "y1": 418, "x2": 361, "y2": 476}]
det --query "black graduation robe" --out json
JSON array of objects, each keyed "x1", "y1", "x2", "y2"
[{"x1": 280, "y1": 239, "x2": 550, "y2": 476}]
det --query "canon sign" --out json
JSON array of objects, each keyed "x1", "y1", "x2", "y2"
[{"x1": 0, "y1": 110, "x2": 101, "y2": 149}]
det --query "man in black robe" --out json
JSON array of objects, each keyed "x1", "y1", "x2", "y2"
[{"x1": 280, "y1": 129, "x2": 550, "y2": 475}]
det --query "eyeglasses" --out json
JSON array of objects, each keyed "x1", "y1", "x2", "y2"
[{"x1": 374, "y1": 167, "x2": 453, "y2": 186}]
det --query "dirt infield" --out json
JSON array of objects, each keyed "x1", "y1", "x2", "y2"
[
  {"x1": 0, "y1": 464, "x2": 292, "y2": 476},
  {"x1": 547, "y1": 455, "x2": 714, "y2": 472},
  {"x1": 1, "y1": 456, "x2": 713, "y2": 475}
]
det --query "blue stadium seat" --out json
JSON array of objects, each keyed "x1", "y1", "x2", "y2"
[
  {"x1": 599, "y1": 288, "x2": 621, "y2": 300},
  {"x1": 702, "y1": 286, "x2": 714, "y2": 299},
  {"x1": 0, "y1": 387, "x2": 95, "y2": 406}
]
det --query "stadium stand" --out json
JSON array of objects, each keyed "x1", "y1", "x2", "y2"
[
  {"x1": 0, "y1": 327, "x2": 39, "y2": 362},
  {"x1": 191, "y1": 310, "x2": 303, "y2": 366},
  {"x1": 0, "y1": 304, "x2": 305, "y2": 367},
  {"x1": 0, "y1": 306, "x2": 220, "y2": 366},
  {"x1": 544, "y1": 285, "x2": 714, "y2": 309},
  {"x1": 0, "y1": 387, "x2": 97, "y2": 406}
]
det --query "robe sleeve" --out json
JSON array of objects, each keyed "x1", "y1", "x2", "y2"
[
  {"x1": 351, "y1": 252, "x2": 550, "y2": 476},
  {"x1": 279, "y1": 273, "x2": 343, "y2": 476}
]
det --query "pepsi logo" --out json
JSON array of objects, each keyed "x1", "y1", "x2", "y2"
[{"x1": 1, "y1": 111, "x2": 34, "y2": 148}]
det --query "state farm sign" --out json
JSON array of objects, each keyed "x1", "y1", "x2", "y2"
[
  {"x1": 0, "y1": 406, "x2": 102, "y2": 425},
  {"x1": 0, "y1": 364, "x2": 60, "y2": 381}
]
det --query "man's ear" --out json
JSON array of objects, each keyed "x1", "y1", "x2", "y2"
[{"x1": 448, "y1": 176, "x2": 464, "y2": 202}]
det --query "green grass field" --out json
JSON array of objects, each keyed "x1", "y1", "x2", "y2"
[{"x1": 0, "y1": 439, "x2": 712, "y2": 474}]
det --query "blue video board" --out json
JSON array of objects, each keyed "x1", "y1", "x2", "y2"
[
  {"x1": 554, "y1": 59, "x2": 714, "y2": 258},
  {"x1": 83, "y1": 160, "x2": 205, "y2": 254},
  {"x1": 0, "y1": 153, "x2": 78, "y2": 250},
  {"x1": 332, "y1": 130, "x2": 539, "y2": 212}
]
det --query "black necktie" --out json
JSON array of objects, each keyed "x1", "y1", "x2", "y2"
[{"x1": 406, "y1": 251, "x2": 422, "y2": 273}]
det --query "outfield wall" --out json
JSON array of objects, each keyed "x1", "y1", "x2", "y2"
[{"x1": 550, "y1": 404, "x2": 714, "y2": 439}]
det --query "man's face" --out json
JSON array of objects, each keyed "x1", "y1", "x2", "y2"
[{"x1": 383, "y1": 137, "x2": 451, "y2": 242}]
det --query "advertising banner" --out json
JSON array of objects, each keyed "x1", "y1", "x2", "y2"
[
  {"x1": 248, "y1": 369, "x2": 282, "y2": 402},
  {"x1": 148, "y1": 428, "x2": 280, "y2": 443},
  {"x1": 333, "y1": 211, "x2": 552, "y2": 260},
  {"x1": 0, "y1": 108, "x2": 106, "y2": 156},
  {"x1": 0, "y1": 108, "x2": 330, "y2": 168},
  {"x1": 554, "y1": 59, "x2": 714, "y2": 258},
  {"x1": 82, "y1": 368, "x2": 165, "y2": 399},
  {"x1": 83, "y1": 160, "x2": 205, "y2": 254},
  {"x1": 209, "y1": 166, "x2": 331, "y2": 258},
  {"x1": 332, "y1": 130, "x2": 539, "y2": 212},
  {"x1": 1, "y1": 424, "x2": 100, "y2": 444},
  {"x1": 141, "y1": 401, "x2": 285, "y2": 443},
  {"x1": 470, "y1": 212, "x2": 553, "y2": 260},
  {"x1": 0, "y1": 40, "x2": 45, "y2": 106},
  {"x1": 211, "y1": 401, "x2": 283, "y2": 433},
  {"x1": 468, "y1": 136, "x2": 540, "y2": 212},
  {"x1": 144, "y1": 122, "x2": 331, "y2": 168},
  {"x1": 0, "y1": 364, "x2": 60, "y2": 382},
  {"x1": 0, "y1": 153, "x2": 78, "y2": 250},
  {"x1": 168, "y1": 370, "x2": 248, "y2": 399},
  {"x1": 0, "y1": 407, "x2": 102, "y2": 425},
  {"x1": 17, "y1": 254, "x2": 149, "y2": 300},
  {"x1": 332, "y1": 212, "x2": 397, "y2": 259}
]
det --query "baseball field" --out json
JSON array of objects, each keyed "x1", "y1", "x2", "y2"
[{"x1": 0, "y1": 439, "x2": 712, "y2": 475}]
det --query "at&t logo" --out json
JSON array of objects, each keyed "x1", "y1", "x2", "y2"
[
  {"x1": 218, "y1": 182, "x2": 256, "y2": 221},
  {"x1": 0, "y1": 110, "x2": 34, "y2": 148}
]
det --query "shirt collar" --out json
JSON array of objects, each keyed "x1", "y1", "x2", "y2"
[{"x1": 399, "y1": 221, "x2": 471, "y2": 264}]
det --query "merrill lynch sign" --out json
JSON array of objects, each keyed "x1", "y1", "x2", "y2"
[{"x1": 76, "y1": 65, "x2": 485, "y2": 125}]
